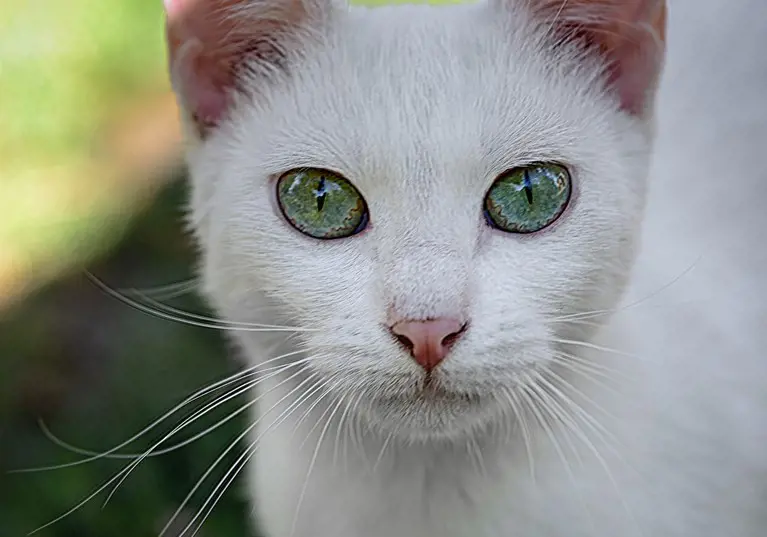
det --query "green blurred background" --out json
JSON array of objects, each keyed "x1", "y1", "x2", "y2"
[{"x1": 0, "y1": 1, "x2": 463, "y2": 536}]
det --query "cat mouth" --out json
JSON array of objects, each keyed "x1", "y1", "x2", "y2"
[
  {"x1": 382, "y1": 375, "x2": 481, "y2": 406},
  {"x1": 417, "y1": 385, "x2": 478, "y2": 404}
]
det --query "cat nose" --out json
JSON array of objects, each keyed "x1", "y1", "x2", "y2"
[{"x1": 390, "y1": 318, "x2": 467, "y2": 372}]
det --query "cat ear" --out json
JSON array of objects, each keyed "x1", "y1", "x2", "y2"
[
  {"x1": 165, "y1": 0, "x2": 334, "y2": 137},
  {"x1": 514, "y1": 0, "x2": 667, "y2": 116}
]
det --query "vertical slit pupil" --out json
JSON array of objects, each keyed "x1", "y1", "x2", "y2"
[
  {"x1": 317, "y1": 176, "x2": 327, "y2": 212},
  {"x1": 523, "y1": 169, "x2": 534, "y2": 205}
]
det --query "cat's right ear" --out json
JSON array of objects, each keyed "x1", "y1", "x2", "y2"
[
  {"x1": 501, "y1": 0, "x2": 667, "y2": 117},
  {"x1": 165, "y1": 0, "x2": 336, "y2": 138}
]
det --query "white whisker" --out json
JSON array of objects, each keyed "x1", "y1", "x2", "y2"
[
  {"x1": 524, "y1": 380, "x2": 596, "y2": 533},
  {"x1": 117, "y1": 279, "x2": 199, "y2": 301},
  {"x1": 332, "y1": 391, "x2": 355, "y2": 469},
  {"x1": 550, "y1": 355, "x2": 623, "y2": 396},
  {"x1": 372, "y1": 429, "x2": 394, "y2": 473},
  {"x1": 534, "y1": 373, "x2": 645, "y2": 537},
  {"x1": 160, "y1": 370, "x2": 321, "y2": 537},
  {"x1": 466, "y1": 435, "x2": 487, "y2": 477},
  {"x1": 38, "y1": 356, "x2": 312, "y2": 463},
  {"x1": 176, "y1": 374, "x2": 335, "y2": 537},
  {"x1": 85, "y1": 271, "x2": 316, "y2": 332},
  {"x1": 545, "y1": 368, "x2": 620, "y2": 426},
  {"x1": 550, "y1": 337, "x2": 637, "y2": 359},
  {"x1": 550, "y1": 258, "x2": 700, "y2": 324},
  {"x1": 135, "y1": 291, "x2": 295, "y2": 330},
  {"x1": 101, "y1": 361, "x2": 309, "y2": 508},
  {"x1": 502, "y1": 387, "x2": 536, "y2": 483},
  {"x1": 19, "y1": 349, "x2": 312, "y2": 474},
  {"x1": 25, "y1": 360, "x2": 310, "y2": 536},
  {"x1": 519, "y1": 383, "x2": 573, "y2": 481},
  {"x1": 289, "y1": 388, "x2": 347, "y2": 537},
  {"x1": 14, "y1": 350, "x2": 309, "y2": 474}
]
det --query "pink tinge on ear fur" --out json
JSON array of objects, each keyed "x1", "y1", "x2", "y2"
[
  {"x1": 165, "y1": 0, "x2": 309, "y2": 136},
  {"x1": 526, "y1": 0, "x2": 667, "y2": 116}
]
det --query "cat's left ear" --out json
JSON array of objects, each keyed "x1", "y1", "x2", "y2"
[
  {"x1": 165, "y1": 0, "x2": 340, "y2": 138},
  {"x1": 506, "y1": 0, "x2": 667, "y2": 116}
]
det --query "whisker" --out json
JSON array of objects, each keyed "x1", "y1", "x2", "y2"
[
  {"x1": 550, "y1": 337, "x2": 637, "y2": 359},
  {"x1": 519, "y1": 381, "x2": 576, "y2": 486},
  {"x1": 332, "y1": 390, "x2": 355, "y2": 469},
  {"x1": 101, "y1": 360, "x2": 310, "y2": 507},
  {"x1": 506, "y1": 387, "x2": 536, "y2": 483},
  {"x1": 104, "y1": 358, "x2": 310, "y2": 506},
  {"x1": 466, "y1": 435, "x2": 487, "y2": 477},
  {"x1": 534, "y1": 373, "x2": 645, "y2": 537},
  {"x1": 550, "y1": 257, "x2": 700, "y2": 324},
  {"x1": 290, "y1": 389, "x2": 346, "y2": 537},
  {"x1": 547, "y1": 317, "x2": 603, "y2": 329},
  {"x1": 84, "y1": 271, "x2": 316, "y2": 332},
  {"x1": 372, "y1": 429, "x2": 394, "y2": 473},
  {"x1": 117, "y1": 279, "x2": 199, "y2": 301},
  {"x1": 527, "y1": 380, "x2": 589, "y2": 467},
  {"x1": 25, "y1": 361, "x2": 310, "y2": 536},
  {"x1": 545, "y1": 368, "x2": 620, "y2": 426},
  {"x1": 544, "y1": 0, "x2": 570, "y2": 43},
  {"x1": 134, "y1": 291, "x2": 295, "y2": 331},
  {"x1": 38, "y1": 358, "x2": 312, "y2": 462},
  {"x1": 102, "y1": 364, "x2": 301, "y2": 507},
  {"x1": 523, "y1": 381, "x2": 597, "y2": 533},
  {"x1": 550, "y1": 354, "x2": 624, "y2": 394},
  {"x1": 342, "y1": 390, "x2": 367, "y2": 468},
  {"x1": 553, "y1": 350, "x2": 626, "y2": 380},
  {"x1": 174, "y1": 374, "x2": 334, "y2": 537},
  {"x1": 15, "y1": 349, "x2": 309, "y2": 472},
  {"x1": 294, "y1": 383, "x2": 343, "y2": 452}
]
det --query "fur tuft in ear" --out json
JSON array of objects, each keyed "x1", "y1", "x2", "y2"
[
  {"x1": 164, "y1": 0, "x2": 328, "y2": 137},
  {"x1": 521, "y1": 0, "x2": 667, "y2": 116}
]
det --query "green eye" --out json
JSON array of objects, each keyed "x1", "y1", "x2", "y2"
[
  {"x1": 484, "y1": 163, "x2": 571, "y2": 234},
  {"x1": 276, "y1": 168, "x2": 369, "y2": 239}
]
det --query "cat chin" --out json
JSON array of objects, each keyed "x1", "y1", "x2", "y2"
[
  {"x1": 341, "y1": 381, "x2": 505, "y2": 442},
  {"x1": 365, "y1": 400, "x2": 505, "y2": 442}
]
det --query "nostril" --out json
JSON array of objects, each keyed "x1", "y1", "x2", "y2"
[
  {"x1": 395, "y1": 333, "x2": 414, "y2": 352},
  {"x1": 440, "y1": 323, "x2": 467, "y2": 349},
  {"x1": 389, "y1": 318, "x2": 468, "y2": 372}
]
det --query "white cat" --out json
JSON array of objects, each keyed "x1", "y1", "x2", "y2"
[{"x1": 166, "y1": 0, "x2": 767, "y2": 535}]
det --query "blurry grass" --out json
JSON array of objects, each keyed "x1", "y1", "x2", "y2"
[
  {"x1": 0, "y1": 0, "x2": 166, "y2": 170},
  {"x1": 0, "y1": 180, "x2": 252, "y2": 537},
  {"x1": 0, "y1": 0, "x2": 175, "y2": 309}
]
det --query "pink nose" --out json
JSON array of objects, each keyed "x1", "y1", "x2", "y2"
[{"x1": 390, "y1": 318, "x2": 466, "y2": 372}]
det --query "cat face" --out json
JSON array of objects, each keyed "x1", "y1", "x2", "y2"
[{"x1": 171, "y1": 0, "x2": 665, "y2": 439}]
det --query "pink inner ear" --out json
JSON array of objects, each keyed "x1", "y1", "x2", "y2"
[
  {"x1": 166, "y1": 1, "x2": 236, "y2": 133},
  {"x1": 165, "y1": 0, "x2": 279, "y2": 134},
  {"x1": 603, "y1": 1, "x2": 667, "y2": 115},
  {"x1": 607, "y1": 48, "x2": 658, "y2": 116},
  {"x1": 528, "y1": 0, "x2": 667, "y2": 116},
  {"x1": 163, "y1": 0, "x2": 182, "y2": 16},
  {"x1": 172, "y1": 39, "x2": 234, "y2": 128}
]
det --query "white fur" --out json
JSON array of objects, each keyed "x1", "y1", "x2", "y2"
[{"x1": 179, "y1": 1, "x2": 767, "y2": 535}]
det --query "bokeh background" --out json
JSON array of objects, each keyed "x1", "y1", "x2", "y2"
[
  {"x1": 1, "y1": 0, "x2": 447, "y2": 535},
  {"x1": 0, "y1": 1, "x2": 248, "y2": 535}
]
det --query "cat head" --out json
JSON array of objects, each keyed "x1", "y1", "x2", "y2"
[{"x1": 167, "y1": 0, "x2": 666, "y2": 440}]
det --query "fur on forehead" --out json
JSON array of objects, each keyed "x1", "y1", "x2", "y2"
[{"x1": 166, "y1": 0, "x2": 666, "y2": 141}]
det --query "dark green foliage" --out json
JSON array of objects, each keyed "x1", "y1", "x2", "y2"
[{"x1": 1, "y1": 180, "x2": 253, "y2": 537}]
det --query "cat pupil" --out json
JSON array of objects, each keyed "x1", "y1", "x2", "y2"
[
  {"x1": 523, "y1": 169, "x2": 534, "y2": 204},
  {"x1": 316, "y1": 176, "x2": 327, "y2": 212}
]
